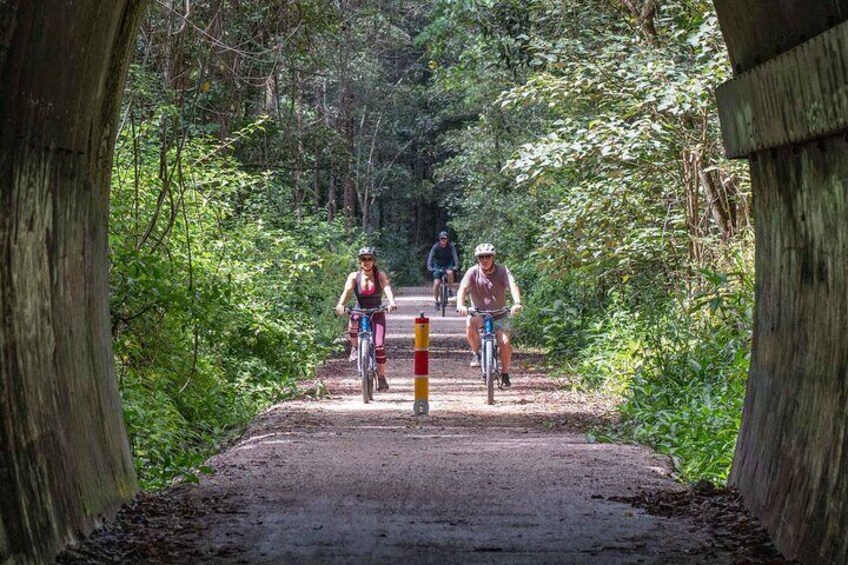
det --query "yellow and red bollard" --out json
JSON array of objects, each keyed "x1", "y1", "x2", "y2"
[{"x1": 413, "y1": 311, "x2": 429, "y2": 416}]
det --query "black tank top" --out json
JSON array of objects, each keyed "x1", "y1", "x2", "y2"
[{"x1": 354, "y1": 271, "x2": 383, "y2": 309}]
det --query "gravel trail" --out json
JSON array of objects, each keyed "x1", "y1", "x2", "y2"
[{"x1": 59, "y1": 287, "x2": 785, "y2": 564}]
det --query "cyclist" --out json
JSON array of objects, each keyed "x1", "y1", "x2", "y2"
[
  {"x1": 456, "y1": 243, "x2": 522, "y2": 387},
  {"x1": 335, "y1": 247, "x2": 398, "y2": 391},
  {"x1": 426, "y1": 230, "x2": 460, "y2": 311}
]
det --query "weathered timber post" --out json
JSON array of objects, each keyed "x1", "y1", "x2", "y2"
[
  {"x1": 0, "y1": 2, "x2": 145, "y2": 563},
  {"x1": 714, "y1": 3, "x2": 848, "y2": 563}
]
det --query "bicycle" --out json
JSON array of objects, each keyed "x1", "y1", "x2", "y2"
[
  {"x1": 469, "y1": 307, "x2": 510, "y2": 405},
  {"x1": 436, "y1": 269, "x2": 452, "y2": 317},
  {"x1": 345, "y1": 305, "x2": 387, "y2": 404}
]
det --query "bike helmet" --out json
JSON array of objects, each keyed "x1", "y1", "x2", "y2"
[
  {"x1": 438, "y1": 230, "x2": 449, "y2": 238},
  {"x1": 358, "y1": 246, "x2": 377, "y2": 258},
  {"x1": 474, "y1": 243, "x2": 496, "y2": 257}
]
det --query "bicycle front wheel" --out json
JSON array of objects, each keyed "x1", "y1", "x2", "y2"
[
  {"x1": 359, "y1": 339, "x2": 373, "y2": 404},
  {"x1": 367, "y1": 369, "x2": 375, "y2": 400},
  {"x1": 440, "y1": 284, "x2": 448, "y2": 317},
  {"x1": 482, "y1": 340, "x2": 496, "y2": 405}
]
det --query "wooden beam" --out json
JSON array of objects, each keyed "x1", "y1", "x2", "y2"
[
  {"x1": 713, "y1": 1, "x2": 848, "y2": 74},
  {"x1": 717, "y1": 19, "x2": 848, "y2": 158}
]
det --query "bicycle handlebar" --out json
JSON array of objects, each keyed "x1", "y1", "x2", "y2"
[
  {"x1": 468, "y1": 307, "x2": 510, "y2": 316},
  {"x1": 345, "y1": 305, "x2": 388, "y2": 314}
]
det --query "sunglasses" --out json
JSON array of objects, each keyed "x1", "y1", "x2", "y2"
[
  {"x1": 477, "y1": 254, "x2": 493, "y2": 260},
  {"x1": 439, "y1": 237, "x2": 448, "y2": 240}
]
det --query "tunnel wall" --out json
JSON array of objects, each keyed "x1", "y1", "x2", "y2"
[
  {"x1": 714, "y1": 1, "x2": 848, "y2": 562},
  {"x1": 0, "y1": 2, "x2": 144, "y2": 563}
]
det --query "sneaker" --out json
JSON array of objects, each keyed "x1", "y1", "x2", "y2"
[
  {"x1": 348, "y1": 348, "x2": 357, "y2": 362},
  {"x1": 377, "y1": 376, "x2": 389, "y2": 391},
  {"x1": 470, "y1": 352, "x2": 481, "y2": 367},
  {"x1": 434, "y1": 302, "x2": 440, "y2": 312},
  {"x1": 501, "y1": 373, "x2": 511, "y2": 388}
]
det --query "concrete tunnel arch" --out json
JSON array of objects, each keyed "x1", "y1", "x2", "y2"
[{"x1": 2, "y1": 1, "x2": 848, "y2": 563}]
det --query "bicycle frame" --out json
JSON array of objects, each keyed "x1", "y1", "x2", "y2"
[
  {"x1": 469, "y1": 307, "x2": 509, "y2": 404},
  {"x1": 346, "y1": 305, "x2": 386, "y2": 403},
  {"x1": 356, "y1": 315, "x2": 375, "y2": 372}
]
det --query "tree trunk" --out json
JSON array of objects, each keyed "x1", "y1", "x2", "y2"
[
  {"x1": 682, "y1": 151, "x2": 702, "y2": 264},
  {"x1": 621, "y1": 0, "x2": 660, "y2": 43},
  {"x1": 699, "y1": 166, "x2": 736, "y2": 240},
  {"x1": 327, "y1": 174, "x2": 336, "y2": 223},
  {"x1": 0, "y1": 2, "x2": 142, "y2": 563},
  {"x1": 313, "y1": 157, "x2": 322, "y2": 215},
  {"x1": 293, "y1": 68, "x2": 304, "y2": 222},
  {"x1": 337, "y1": 1, "x2": 357, "y2": 229},
  {"x1": 340, "y1": 78, "x2": 356, "y2": 228}
]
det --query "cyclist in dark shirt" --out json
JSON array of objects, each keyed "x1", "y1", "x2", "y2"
[{"x1": 426, "y1": 230, "x2": 460, "y2": 311}]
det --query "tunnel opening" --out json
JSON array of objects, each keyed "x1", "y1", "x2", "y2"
[{"x1": 3, "y1": 1, "x2": 848, "y2": 563}]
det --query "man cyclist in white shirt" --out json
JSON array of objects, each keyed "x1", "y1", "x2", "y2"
[{"x1": 456, "y1": 243, "x2": 522, "y2": 387}]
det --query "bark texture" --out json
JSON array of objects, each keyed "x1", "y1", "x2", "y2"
[
  {"x1": 714, "y1": 1, "x2": 848, "y2": 563},
  {"x1": 0, "y1": 2, "x2": 144, "y2": 563}
]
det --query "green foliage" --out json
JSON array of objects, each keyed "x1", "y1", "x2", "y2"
[
  {"x1": 615, "y1": 259, "x2": 753, "y2": 482},
  {"x1": 110, "y1": 115, "x2": 356, "y2": 489},
  {"x1": 517, "y1": 249, "x2": 753, "y2": 482}
]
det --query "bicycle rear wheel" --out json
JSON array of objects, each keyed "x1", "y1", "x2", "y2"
[
  {"x1": 359, "y1": 339, "x2": 373, "y2": 404},
  {"x1": 482, "y1": 340, "x2": 495, "y2": 405}
]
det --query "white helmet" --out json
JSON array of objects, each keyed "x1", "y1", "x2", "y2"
[
  {"x1": 358, "y1": 246, "x2": 377, "y2": 258},
  {"x1": 474, "y1": 243, "x2": 496, "y2": 257}
]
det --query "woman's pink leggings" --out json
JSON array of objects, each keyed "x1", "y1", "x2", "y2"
[{"x1": 348, "y1": 311, "x2": 386, "y2": 364}]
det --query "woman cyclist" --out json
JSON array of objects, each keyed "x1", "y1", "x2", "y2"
[{"x1": 335, "y1": 247, "x2": 398, "y2": 391}]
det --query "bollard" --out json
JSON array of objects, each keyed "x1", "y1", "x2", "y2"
[{"x1": 413, "y1": 311, "x2": 429, "y2": 416}]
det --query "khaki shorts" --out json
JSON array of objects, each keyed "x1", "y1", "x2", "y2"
[{"x1": 467, "y1": 315, "x2": 512, "y2": 333}]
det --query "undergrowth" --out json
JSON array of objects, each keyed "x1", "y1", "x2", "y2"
[
  {"x1": 111, "y1": 124, "x2": 359, "y2": 489},
  {"x1": 516, "y1": 252, "x2": 753, "y2": 484}
]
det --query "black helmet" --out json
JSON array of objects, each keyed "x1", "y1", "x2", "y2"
[{"x1": 438, "y1": 230, "x2": 449, "y2": 238}]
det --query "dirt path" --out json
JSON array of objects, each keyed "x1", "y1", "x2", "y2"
[{"x1": 60, "y1": 288, "x2": 784, "y2": 564}]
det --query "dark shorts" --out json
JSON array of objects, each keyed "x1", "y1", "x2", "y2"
[{"x1": 432, "y1": 266, "x2": 456, "y2": 280}]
